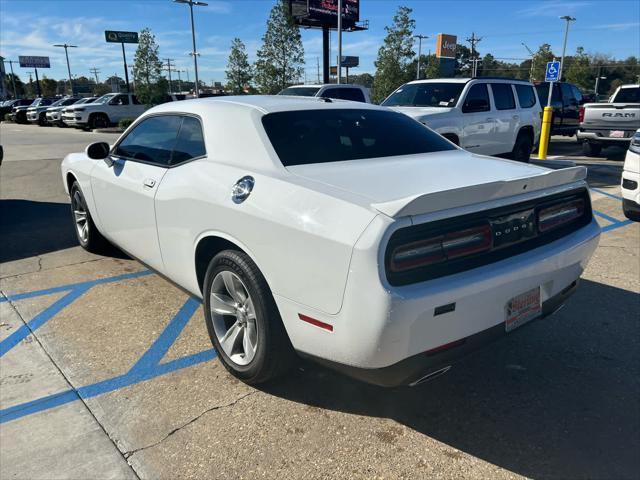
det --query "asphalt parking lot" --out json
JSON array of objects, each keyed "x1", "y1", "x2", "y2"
[{"x1": 1, "y1": 123, "x2": 638, "y2": 480}]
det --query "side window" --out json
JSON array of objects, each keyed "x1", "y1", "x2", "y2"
[
  {"x1": 571, "y1": 85, "x2": 583, "y2": 104},
  {"x1": 462, "y1": 83, "x2": 491, "y2": 113},
  {"x1": 490, "y1": 83, "x2": 516, "y2": 110},
  {"x1": 560, "y1": 83, "x2": 576, "y2": 105},
  {"x1": 113, "y1": 115, "x2": 182, "y2": 166},
  {"x1": 110, "y1": 95, "x2": 129, "y2": 106},
  {"x1": 171, "y1": 116, "x2": 206, "y2": 165},
  {"x1": 340, "y1": 88, "x2": 366, "y2": 102},
  {"x1": 515, "y1": 85, "x2": 537, "y2": 108},
  {"x1": 131, "y1": 95, "x2": 141, "y2": 105},
  {"x1": 321, "y1": 88, "x2": 339, "y2": 99}
]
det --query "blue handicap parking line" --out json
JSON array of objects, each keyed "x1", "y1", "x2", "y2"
[
  {"x1": 1, "y1": 295, "x2": 216, "y2": 424},
  {"x1": 591, "y1": 188, "x2": 624, "y2": 202},
  {"x1": 590, "y1": 187, "x2": 635, "y2": 234}
]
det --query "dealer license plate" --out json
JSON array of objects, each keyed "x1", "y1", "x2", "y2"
[
  {"x1": 609, "y1": 130, "x2": 625, "y2": 138},
  {"x1": 505, "y1": 287, "x2": 541, "y2": 332}
]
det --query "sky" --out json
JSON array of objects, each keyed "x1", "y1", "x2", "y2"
[{"x1": 1, "y1": 0, "x2": 639, "y2": 85}]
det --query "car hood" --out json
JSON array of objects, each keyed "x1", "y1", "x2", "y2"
[
  {"x1": 389, "y1": 106, "x2": 454, "y2": 119},
  {"x1": 47, "y1": 106, "x2": 64, "y2": 112},
  {"x1": 287, "y1": 150, "x2": 586, "y2": 218}
]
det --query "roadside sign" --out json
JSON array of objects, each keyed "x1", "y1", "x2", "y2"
[
  {"x1": 340, "y1": 56, "x2": 359, "y2": 68},
  {"x1": 105, "y1": 31, "x2": 139, "y2": 44},
  {"x1": 18, "y1": 56, "x2": 50, "y2": 68},
  {"x1": 545, "y1": 61, "x2": 560, "y2": 82}
]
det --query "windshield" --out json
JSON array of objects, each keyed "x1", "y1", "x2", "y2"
[
  {"x1": 278, "y1": 87, "x2": 322, "y2": 97},
  {"x1": 382, "y1": 83, "x2": 465, "y2": 107},
  {"x1": 50, "y1": 98, "x2": 68, "y2": 107},
  {"x1": 262, "y1": 109, "x2": 456, "y2": 167},
  {"x1": 93, "y1": 94, "x2": 117, "y2": 104},
  {"x1": 613, "y1": 87, "x2": 640, "y2": 103}
]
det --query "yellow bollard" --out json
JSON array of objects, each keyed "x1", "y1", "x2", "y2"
[{"x1": 538, "y1": 106, "x2": 553, "y2": 160}]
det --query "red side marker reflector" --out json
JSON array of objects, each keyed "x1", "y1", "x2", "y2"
[
  {"x1": 298, "y1": 314, "x2": 333, "y2": 332},
  {"x1": 424, "y1": 338, "x2": 466, "y2": 356}
]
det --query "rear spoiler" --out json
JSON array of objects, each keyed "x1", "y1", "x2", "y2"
[{"x1": 371, "y1": 166, "x2": 587, "y2": 218}]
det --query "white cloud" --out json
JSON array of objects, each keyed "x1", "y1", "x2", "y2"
[{"x1": 516, "y1": 1, "x2": 591, "y2": 17}]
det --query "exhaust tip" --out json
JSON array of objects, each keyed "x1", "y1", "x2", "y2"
[{"x1": 409, "y1": 365, "x2": 452, "y2": 387}]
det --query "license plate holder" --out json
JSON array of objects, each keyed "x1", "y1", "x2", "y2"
[
  {"x1": 609, "y1": 130, "x2": 625, "y2": 138},
  {"x1": 505, "y1": 287, "x2": 541, "y2": 332}
]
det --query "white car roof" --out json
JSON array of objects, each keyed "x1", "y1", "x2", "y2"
[
  {"x1": 148, "y1": 95, "x2": 382, "y2": 115},
  {"x1": 287, "y1": 84, "x2": 363, "y2": 89}
]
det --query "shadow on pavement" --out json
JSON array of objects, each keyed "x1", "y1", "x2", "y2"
[
  {"x1": 262, "y1": 279, "x2": 640, "y2": 479},
  {"x1": 0, "y1": 199, "x2": 125, "y2": 262}
]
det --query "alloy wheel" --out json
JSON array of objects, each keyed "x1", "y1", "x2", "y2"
[
  {"x1": 210, "y1": 271, "x2": 258, "y2": 366},
  {"x1": 72, "y1": 190, "x2": 89, "y2": 243}
]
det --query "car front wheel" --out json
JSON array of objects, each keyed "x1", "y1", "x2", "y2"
[
  {"x1": 510, "y1": 132, "x2": 533, "y2": 162},
  {"x1": 203, "y1": 250, "x2": 294, "y2": 384},
  {"x1": 70, "y1": 181, "x2": 109, "y2": 253},
  {"x1": 582, "y1": 141, "x2": 602, "y2": 157}
]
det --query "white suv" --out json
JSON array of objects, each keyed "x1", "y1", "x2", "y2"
[
  {"x1": 62, "y1": 93, "x2": 146, "y2": 129},
  {"x1": 279, "y1": 84, "x2": 370, "y2": 103},
  {"x1": 382, "y1": 78, "x2": 542, "y2": 162}
]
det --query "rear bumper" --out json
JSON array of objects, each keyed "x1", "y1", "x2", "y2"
[
  {"x1": 577, "y1": 130, "x2": 635, "y2": 144},
  {"x1": 305, "y1": 279, "x2": 578, "y2": 387}
]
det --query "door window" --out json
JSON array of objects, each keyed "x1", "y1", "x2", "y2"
[
  {"x1": 110, "y1": 95, "x2": 129, "y2": 106},
  {"x1": 570, "y1": 85, "x2": 583, "y2": 104},
  {"x1": 171, "y1": 116, "x2": 206, "y2": 165},
  {"x1": 560, "y1": 83, "x2": 577, "y2": 106},
  {"x1": 515, "y1": 85, "x2": 537, "y2": 108},
  {"x1": 113, "y1": 115, "x2": 182, "y2": 166},
  {"x1": 462, "y1": 84, "x2": 491, "y2": 113},
  {"x1": 490, "y1": 83, "x2": 516, "y2": 110}
]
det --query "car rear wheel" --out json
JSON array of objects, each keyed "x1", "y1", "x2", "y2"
[
  {"x1": 38, "y1": 113, "x2": 47, "y2": 126},
  {"x1": 623, "y1": 200, "x2": 640, "y2": 222},
  {"x1": 70, "y1": 181, "x2": 109, "y2": 253},
  {"x1": 203, "y1": 250, "x2": 294, "y2": 384},
  {"x1": 510, "y1": 132, "x2": 533, "y2": 163},
  {"x1": 582, "y1": 141, "x2": 602, "y2": 157}
]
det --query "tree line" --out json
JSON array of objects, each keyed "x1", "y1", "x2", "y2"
[{"x1": 5, "y1": 1, "x2": 638, "y2": 104}]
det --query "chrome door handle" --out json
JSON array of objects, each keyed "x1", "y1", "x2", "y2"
[
  {"x1": 143, "y1": 178, "x2": 156, "y2": 188},
  {"x1": 512, "y1": 115, "x2": 520, "y2": 120},
  {"x1": 486, "y1": 117, "x2": 494, "y2": 121}
]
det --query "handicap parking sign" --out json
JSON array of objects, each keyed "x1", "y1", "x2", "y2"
[{"x1": 545, "y1": 61, "x2": 560, "y2": 82}]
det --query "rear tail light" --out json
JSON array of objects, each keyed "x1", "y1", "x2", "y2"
[
  {"x1": 578, "y1": 106, "x2": 585, "y2": 123},
  {"x1": 389, "y1": 223, "x2": 491, "y2": 273},
  {"x1": 538, "y1": 199, "x2": 585, "y2": 232}
]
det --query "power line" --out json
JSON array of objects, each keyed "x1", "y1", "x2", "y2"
[{"x1": 466, "y1": 32, "x2": 483, "y2": 77}]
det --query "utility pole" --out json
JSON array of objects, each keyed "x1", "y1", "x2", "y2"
[
  {"x1": 163, "y1": 58, "x2": 175, "y2": 94},
  {"x1": 558, "y1": 15, "x2": 576, "y2": 83},
  {"x1": 317, "y1": 57, "x2": 320, "y2": 83},
  {"x1": 594, "y1": 66, "x2": 606, "y2": 101},
  {"x1": 414, "y1": 34, "x2": 429, "y2": 80},
  {"x1": 522, "y1": 42, "x2": 536, "y2": 82},
  {"x1": 176, "y1": 69, "x2": 184, "y2": 92},
  {"x1": 89, "y1": 67, "x2": 100, "y2": 85},
  {"x1": 466, "y1": 32, "x2": 482, "y2": 77},
  {"x1": 337, "y1": 0, "x2": 343, "y2": 84},
  {"x1": 53, "y1": 43, "x2": 78, "y2": 95},
  {"x1": 174, "y1": 0, "x2": 208, "y2": 98},
  {"x1": 3, "y1": 59, "x2": 18, "y2": 98}
]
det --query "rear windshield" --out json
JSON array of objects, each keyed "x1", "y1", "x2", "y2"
[
  {"x1": 382, "y1": 82, "x2": 465, "y2": 107},
  {"x1": 262, "y1": 109, "x2": 456, "y2": 167},
  {"x1": 612, "y1": 87, "x2": 640, "y2": 103},
  {"x1": 279, "y1": 87, "x2": 321, "y2": 97}
]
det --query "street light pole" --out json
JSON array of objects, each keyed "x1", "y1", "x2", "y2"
[
  {"x1": 558, "y1": 15, "x2": 576, "y2": 83},
  {"x1": 337, "y1": 0, "x2": 342, "y2": 84},
  {"x1": 414, "y1": 34, "x2": 428, "y2": 80},
  {"x1": 174, "y1": 0, "x2": 208, "y2": 98},
  {"x1": 3, "y1": 60, "x2": 18, "y2": 98},
  {"x1": 53, "y1": 43, "x2": 78, "y2": 95}
]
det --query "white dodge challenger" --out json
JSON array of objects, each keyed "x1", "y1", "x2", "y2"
[{"x1": 61, "y1": 96, "x2": 600, "y2": 386}]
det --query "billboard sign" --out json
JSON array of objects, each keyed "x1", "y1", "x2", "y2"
[
  {"x1": 290, "y1": 0, "x2": 359, "y2": 26},
  {"x1": 436, "y1": 34, "x2": 457, "y2": 59},
  {"x1": 18, "y1": 56, "x2": 50, "y2": 68},
  {"x1": 340, "y1": 56, "x2": 359, "y2": 68},
  {"x1": 105, "y1": 31, "x2": 139, "y2": 44}
]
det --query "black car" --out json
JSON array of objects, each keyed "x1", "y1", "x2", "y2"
[
  {"x1": 0, "y1": 98, "x2": 33, "y2": 119},
  {"x1": 534, "y1": 82, "x2": 586, "y2": 136}
]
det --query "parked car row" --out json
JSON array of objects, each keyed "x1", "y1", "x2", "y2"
[{"x1": 1, "y1": 93, "x2": 149, "y2": 129}]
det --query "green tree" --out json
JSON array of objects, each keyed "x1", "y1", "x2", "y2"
[
  {"x1": 347, "y1": 72, "x2": 374, "y2": 88},
  {"x1": 254, "y1": 0, "x2": 305, "y2": 94},
  {"x1": 372, "y1": 6, "x2": 415, "y2": 103},
  {"x1": 565, "y1": 47, "x2": 591, "y2": 89},
  {"x1": 531, "y1": 44, "x2": 555, "y2": 82},
  {"x1": 3, "y1": 73, "x2": 25, "y2": 97},
  {"x1": 455, "y1": 44, "x2": 473, "y2": 77},
  {"x1": 40, "y1": 76, "x2": 57, "y2": 96},
  {"x1": 405, "y1": 54, "x2": 440, "y2": 80},
  {"x1": 133, "y1": 28, "x2": 165, "y2": 104},
  {"x1": 225, "y1": 38, "x2": 253, "y2": 94}
]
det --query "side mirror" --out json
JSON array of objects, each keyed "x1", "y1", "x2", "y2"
[{"x1": 86, "y1": 142, "x2": 110, "y2": 160}]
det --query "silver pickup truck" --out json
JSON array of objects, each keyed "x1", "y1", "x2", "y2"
[{"x1": 578, "y1": 84, "x2": 640, "y2": 156}]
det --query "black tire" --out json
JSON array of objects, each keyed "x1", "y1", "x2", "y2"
[
  {"x1": 69, "y1": 181, "x2": 110, "y2": 253},
  {"x1": 89, "y1": 113, "x2": 109, "y2": 130},
  {"x1": 582, "y1": 141, "x2": 602, "y2": 157},
  {"x1": 203, "y1": 250, "x2": 295, "y2": 385},
  {"x1": 510, "y1": 132, "x2": 533, "y2": 163},
  {"x1": 623, "y1": 200, "x2": 640, "y2": 222},
  {"x1": 38, "y1": 113, "x2": 47, "y2": 126}
]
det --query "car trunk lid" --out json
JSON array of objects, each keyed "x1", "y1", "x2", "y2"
[{"x1": 287, "y1": 150, "x2": 586, "y2": 218}]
